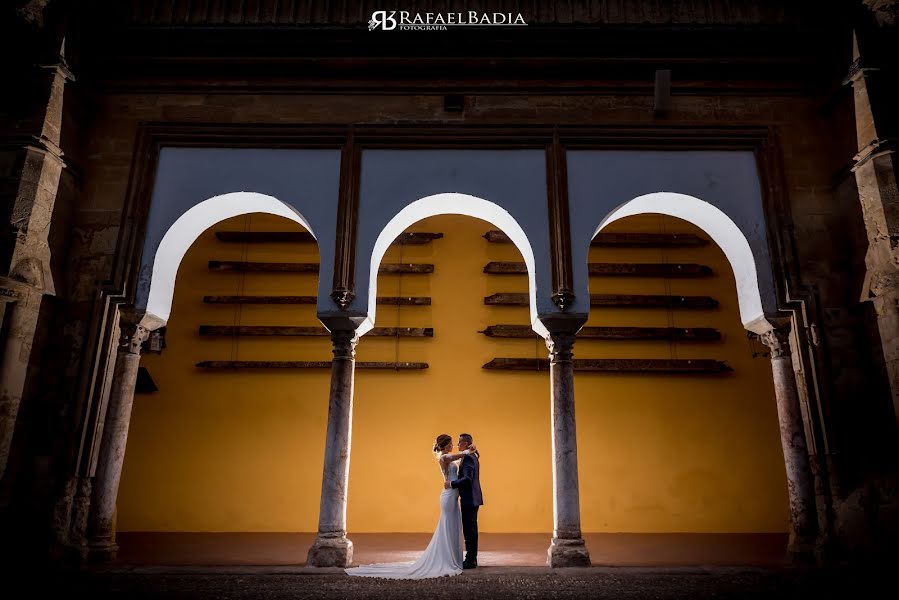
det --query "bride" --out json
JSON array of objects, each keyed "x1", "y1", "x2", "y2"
[{"x1": 345, "y1": 434, "x2": 478, "y2": 579}]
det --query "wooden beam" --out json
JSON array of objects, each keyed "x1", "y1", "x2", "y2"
[
  {"x1": 376, "y1": 296, "x2": 432, "y2": 306},
  {"x1": 196, "y1": 361, "x2": 428, "y2": 370},
  {"x1": 215, "y1": 231, "x2": 316, "y2": 243},
  {"x1": 203, "y1": 295, "x2": 431, "y2": 305},
  {"x1": 589, "y1": 263, "x2": 712, "y2": 277},
  {"x1": 484, "y1": 293, "x2": 719, "y2": 308},
  {"x1": 215, "y1": 231, "x2": 443, "y2": 245},
  {"x1": 479, "y1": 325, "x2": 721, "y2": 341},
  {"x1": 199, "y1": 326, "x2": 433, "y2": 337},
  {"x1": 590, "y1": 294, "x2": 719, "y2": 308},
  {"x1": 484, "y1": 230, "x2": 709, "y2": 247},
  {"x1": 378, "y1": 263, "x2": 435, "y2": 274},
  {"x1": 482, "y1": 358, "x2": 732, "y2": 373},
  {"x1": 204, "y1": 295, "x2": 316, "y2": 304},
  {"x1": 209, "y1": 261, "x2": 319, "y2": 272},
  {"x1": 483, "y1": 261, "x2": 713, "y2": 277},
  {"x1": 208, "y1": 261, "x2": 434, "y2": 274},
  {"x1": 393, "y1": 232, "x2": 444, "y2": 245}
]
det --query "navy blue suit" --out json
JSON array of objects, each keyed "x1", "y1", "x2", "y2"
[{"x1": 451, "y1": 453, "x2": 483, "y2": 564}]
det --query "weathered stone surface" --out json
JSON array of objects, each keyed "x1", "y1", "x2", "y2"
[
  {"x1": 760, "y1": 327, "x2": 818, "y2": 563},
  {"x1": 0, "y1": 280, "x2": 43, "y2": 480},
  {"x1": 548, "y1": 537, "x2": 592, "y2": 568},
  {"x1": 307, "y1": 534, "x2": 354, "y2": 569},
  {"x1": 544, "y1": 329, "x2": 591, "y2": 567},
  {"x1": 87, "y1": 313, "x2": 155, "y2": 561},
  {"x1": 307, "y1": 327, "x2": 358, "y2": 568}
]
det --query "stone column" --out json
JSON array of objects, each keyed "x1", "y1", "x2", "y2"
[
  {"x1": 845, "y1": 17, "x2": 899, "y2": 430},
  {"x1": 87, "y1": 312, "x2": 156, "y2": 561},
  {"x1": 545, "y1": 331, "x2": 591, "y2": 567},
  {"x1": 0, "y1": 55, "x2": 71, "y2": 482},
  {"x1": 307, "y1": 329, "x2": 358, "y2": 567},
  {"x1": 68, "y1": 476, "x2": 93, "y2": 560},
  {"x1": 0, "y1": 280, "x2": 44, "y2": 481},
  {"x1": 761, "y1": 326, "x2": 818, "y2": 562}
]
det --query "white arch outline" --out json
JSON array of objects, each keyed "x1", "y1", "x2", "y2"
[
  {"x1": 361, "y1": 193, "x2": 548, "y2": 339},
  {"x1": 596, "y1": 192, "x2": 773, "y2": 334},
  {"x1": 146, "y1": 192, "x2": 315, "y2": 323}
]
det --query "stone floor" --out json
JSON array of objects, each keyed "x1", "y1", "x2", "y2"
[
  {"x1": 10, "y1": 532, "x2": 874, "y2": 599},
  {"x1": 17, "y1": 565, "x2": 884, "y2": 599},
  {"x1": 115, "y1": 532, "x2": 790, "y2": 566}
]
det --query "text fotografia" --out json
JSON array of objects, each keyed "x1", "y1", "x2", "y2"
[{"x1": 369, "y1": 11, "x2": 528, "y2": 31}]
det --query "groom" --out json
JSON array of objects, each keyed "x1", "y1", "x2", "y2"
[{"x1": 444, "y1": 432, "x2": 483, "y2": 569}]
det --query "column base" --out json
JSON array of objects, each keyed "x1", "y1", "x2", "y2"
[
  {"x1": 547, "y1": 537, "x2": 591, "y2": 567},
  {"x1": 307, "y1": 534, "x2": 353, "y2": 568},
  {"x1": 813, "y1": 531, "x2": 841, "y2": 566},
  {"x1": 88, "y1": 539, "x2": 119, "y2": 562},
  {"x1": 785, "y1": 540, "x2": 817, "y2": 566}
]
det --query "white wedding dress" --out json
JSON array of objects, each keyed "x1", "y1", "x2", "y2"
[{"x1": 345, "y1": 459, "x2": 464, "y2": 579}]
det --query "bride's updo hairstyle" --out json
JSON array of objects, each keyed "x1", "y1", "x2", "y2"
[{"x1": 433, "y1": 434, "x2": 452, "y2": 454}]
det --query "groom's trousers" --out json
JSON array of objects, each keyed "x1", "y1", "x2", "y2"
[{"x1": 461, "y1": 505, "x2": 479, "y2": 562}]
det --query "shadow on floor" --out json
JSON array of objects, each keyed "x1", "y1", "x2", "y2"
[{"x1": 115, "y1": 532, "x2": 790, "y2": 567}]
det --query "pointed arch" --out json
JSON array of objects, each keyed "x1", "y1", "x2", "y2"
[
  {"x1": 362, "y1": 192, "x2": 548, "y2": 339},
  {"x1": 145, "y1": 191, "x2": 315, "y2": 323},
  {"x1": 595, "y1": 192, "x2": 773, "y2": 334}
]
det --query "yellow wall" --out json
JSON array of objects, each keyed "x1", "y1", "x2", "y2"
[{"x1": 120, "y1": 213, "x2": 788, "y2": 533}]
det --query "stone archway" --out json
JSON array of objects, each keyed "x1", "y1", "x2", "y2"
[
  {"x1": 586, "y1": 195, "x2": 818, "y2": 562},
  {"x1": 145, "y1": 191, "x2": 317, "y2": 323},
  {"x1": 596, "y1": 192, "x2": 770, "y2": 334},
  {"x1": 88, "y1": 191, "x2": 319, "y2": 561},
  {"x1": 363, "y1": 193, "x2": 547, "y2": 339}
]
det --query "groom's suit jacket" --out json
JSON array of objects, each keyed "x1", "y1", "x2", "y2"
[{"x1": 451, "y1": 453, "x2": 483, "y2": 508}]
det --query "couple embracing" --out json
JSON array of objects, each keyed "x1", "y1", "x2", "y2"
[{"x1": 346, "y1": 433, "x2": 484, "y2": 579}]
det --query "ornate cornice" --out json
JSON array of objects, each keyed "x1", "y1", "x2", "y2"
[{"x1": 116, "y1": 1, "x2": 803, "y2": 27}]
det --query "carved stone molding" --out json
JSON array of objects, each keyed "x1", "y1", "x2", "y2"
[
  {"x1": 546, "y1": 331, "x2": 576, "y2": 364},
  {"x1": 331, "y1": 329, "x2": 359, "y2": 361},
  {"x1": 117, "y1": 322, "x2": 150, "y2": 356},
  {"x1": 760, "y1": 327, "x2": 791, "y2": 359}
]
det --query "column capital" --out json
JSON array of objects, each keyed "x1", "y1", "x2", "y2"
[
  {"x1": 116, "y1": 306, "x2": 164, "y2": 355},
  {"x1": 118, "y1": 322, "x2": 150, "y2": 356},
  {"x1": 331, "y1": 329, "x2": 359, "y2": 361},
  {"x1": 545, "y1": 330, "x2": 576, "y2": 363},
  {"x1": 760, "y1": 326, "x2": 792, "y2": 359},
  {"x1": 0, "y1": 276, "x2": 43, "y2": 303}
]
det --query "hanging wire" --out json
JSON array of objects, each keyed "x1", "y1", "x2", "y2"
[
  {"x1": 659, "y1": 214, "x2": 677, "y2": 361},
  {"x1": 230, "y1": 214, "x2": 251, "y2": 362},
  {"x1": 394, "y1": 238, "x2": 403, "y2": 371}
]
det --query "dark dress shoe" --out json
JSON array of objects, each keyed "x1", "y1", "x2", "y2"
[{"x1": 462, "y1": 561, "x2": 477, "y2": 569}]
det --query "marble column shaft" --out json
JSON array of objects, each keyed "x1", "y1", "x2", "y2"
[
  {"x1": 87, "y1": 318, "x2": 150, "y2": 560},
  {"x1": 546, "y1": 331, "x2": 591, "y2": 567},
  {"x1": 307, "y1": 329, "x2": 358, "y2": 568},
  {"x1": 761, "y1": 326, "x2": 818, "y2": 559}
]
